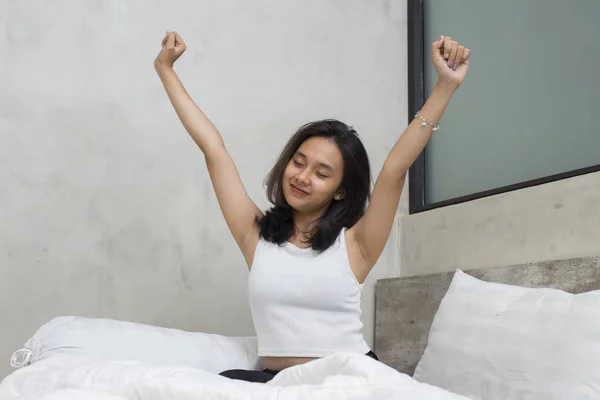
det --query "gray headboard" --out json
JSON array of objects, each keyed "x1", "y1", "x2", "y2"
[{"x1": 374, "y1": 256, "x2": 600, "y2": 376}]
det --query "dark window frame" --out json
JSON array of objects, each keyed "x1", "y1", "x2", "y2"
[{"x1": 407, "y1": 0, "x2": 600, "y2": 214}]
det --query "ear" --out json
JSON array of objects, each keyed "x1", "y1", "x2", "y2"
[{"x1": 334, "y1": 189, "x2": 345, "y2": 201}]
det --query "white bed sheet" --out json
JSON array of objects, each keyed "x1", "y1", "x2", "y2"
[{"x1": 0, "y1": 352, "x2": 470, "y2": 400}]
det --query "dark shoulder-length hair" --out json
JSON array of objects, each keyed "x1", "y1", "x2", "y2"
[{"x1": 256, "y1": 119, "x2": 372, "y2": 251}]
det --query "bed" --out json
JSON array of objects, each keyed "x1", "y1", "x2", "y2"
[
  {"x1": 374, "y1": 255, "x2": 600, "y2": 375},
  {"x1": 0, "y1": 256, "x2": 598, "y2": 399},
  {"x1": 374, "y1": 255, "x2": 600, "y2": 398}
]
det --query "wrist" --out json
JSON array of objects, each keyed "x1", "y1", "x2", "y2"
[
  {"x1": 434, "y1": 79, "x2": 459, "y2": 95},
  {"x1": 154, "y1": 59, "x2": 174, "y2": 73}
]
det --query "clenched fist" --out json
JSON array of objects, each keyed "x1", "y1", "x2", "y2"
[
  {"x1": 154, "y1": 31, "x2": 186, "y2": 69},
  {"x1": 432, "y1": 35, "x2": 470, "y2": 88}
]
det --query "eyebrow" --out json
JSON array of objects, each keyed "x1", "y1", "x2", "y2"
[{"x1": 295, "y1": 151, "x2": 334, "y2": 171}]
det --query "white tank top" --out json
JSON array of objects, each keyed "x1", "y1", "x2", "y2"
[{"x1": 247, "y1": 228, "x2": 370, "y2": 357}]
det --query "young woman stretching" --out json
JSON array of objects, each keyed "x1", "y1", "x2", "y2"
[{"x1": 154, "y1": 31, "x2": 470, "y2": 383}]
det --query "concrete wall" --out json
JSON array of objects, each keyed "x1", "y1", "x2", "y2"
[
  {"x1": 401, "y1": 171, "x2": 600, "y2": 276},
  {"x1": 0, "y1": 0, "x2": 408, "y2": 378}
]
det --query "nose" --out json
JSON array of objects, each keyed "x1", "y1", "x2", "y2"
[{"x1": 296, "y1": 169, "x2": 311, "y2": 186}]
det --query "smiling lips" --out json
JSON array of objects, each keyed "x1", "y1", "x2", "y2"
[{"x1": 290, "y1": 184, "x2": 309, "y2": 197}]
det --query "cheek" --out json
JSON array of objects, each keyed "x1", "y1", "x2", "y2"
[
  {"x1": 283, "y1": 165, "x2": 294, "y2": 180},
  {"x1": 313, "y1": 179, "x2": 339, "y2": 198}
]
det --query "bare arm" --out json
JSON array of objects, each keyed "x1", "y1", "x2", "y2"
[
  {"x1": 155, "y1": 32, "x2": 261, "y2": 266},
  {"x1": 349, "y1": 35, "x2": 471, "y2": 280}
]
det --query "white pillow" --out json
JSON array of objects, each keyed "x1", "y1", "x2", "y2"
[
  {"x1": 413, "y1": 270, "x2": 600, "y2": 400},
  {"x1": 10, "y1": 316, "x2": 259, "y2": 374}
]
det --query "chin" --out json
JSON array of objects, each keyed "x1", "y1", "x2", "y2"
[
  {"x1": 283, "y1": 191, "x2": 304, "y2": 211},
  {"x1": 281, "y1": 192, "x2": 304, "y2": 211},
  {"x1": 284, "y1": 194, "x2": 326, "y2": 214}
]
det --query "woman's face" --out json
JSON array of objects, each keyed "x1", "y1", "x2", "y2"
[{"x1": 282, "y1": 136, "x2": 345, "y2": 213}]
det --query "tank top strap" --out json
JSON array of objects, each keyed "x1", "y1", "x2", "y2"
[
  {"x1": 337, "y1": 227, "x2": 349, "y2": 252},
  {"x1": 250, "y1": 236, "x2": 268, "y2": 268}
]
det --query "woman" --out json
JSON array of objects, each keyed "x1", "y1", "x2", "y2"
[{"x1": 154, "y1": 31, "x2": 470, "y2": 383}]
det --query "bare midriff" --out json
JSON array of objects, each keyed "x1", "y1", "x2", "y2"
[{"x1": 262, "y1": 356, "x2": 318, "y2": 371}]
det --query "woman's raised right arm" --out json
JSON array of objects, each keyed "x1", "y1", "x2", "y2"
[{"x1": 154, "y1": 32, "x2": 261, "y2": 266}]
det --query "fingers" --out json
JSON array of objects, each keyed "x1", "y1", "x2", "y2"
[
  {"x1": 431, "y1": 35, "x2": 445, "y2": 63},
  {"x1": 440, "y1": 36, "x2": 471, "y2": 71},
  {"x1": 448, "y1": 40, "x2": 458, "y2": 69},
  {"x1": 174, "y1": 32, "x2": 185, "y2": 48},
  {"x1": 166, "y1": 31, "x2": 175, "y2": 48},
  {"x1": 443, "y1": 36, "x2": 453, "y2": 60},
  {"x1": 463, "y1": 48, "x2": 471, "y2": 65},
  {"x1": 432, "y1": 35, "x2": 444, "y2": 51},
  {"x1": 454, "y1": 46, "x2": 465, "y2": 71}
]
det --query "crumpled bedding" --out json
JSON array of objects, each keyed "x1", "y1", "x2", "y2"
[{"x1": 0, "y1": 352, "x2": 470, "y2": 400}]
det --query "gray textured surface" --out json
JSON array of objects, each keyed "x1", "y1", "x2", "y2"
[
  {"x1": 0, "y1": 1, "x2": 408, "y2": 379},
  {"x1": 374, "y1": 256, "x2": 600, "y2": 376},
  {"x1": 401, "y1": 171, "x2": 600, "y2": 276}
]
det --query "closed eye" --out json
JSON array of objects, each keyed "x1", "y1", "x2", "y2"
[
  {"x1": 316, "y1": 172, "x2": 329, "y2": 178},
  {"x1": 293, "y1": 160, "x2": 303, "y2": 167}
]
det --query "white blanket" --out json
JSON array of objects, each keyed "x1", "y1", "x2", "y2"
[{"x1": 0, "y1": 353, "x2": 470, "y2": 400}]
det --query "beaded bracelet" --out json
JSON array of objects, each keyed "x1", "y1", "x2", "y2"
[{"x1": 415, "y1": 111, "x2": 439, "y2": 132}]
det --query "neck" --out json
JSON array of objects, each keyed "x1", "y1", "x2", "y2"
[{"x1": 292, "y1": 208, "x2": 325, "y2": 239}]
